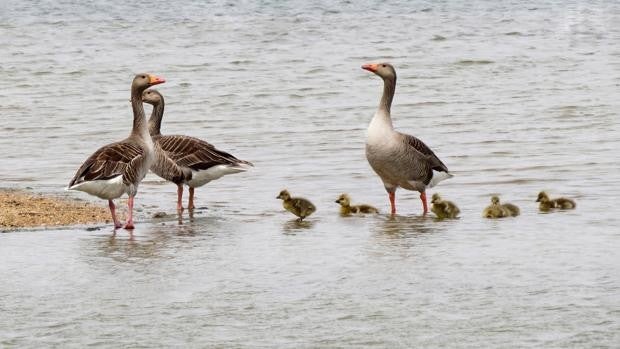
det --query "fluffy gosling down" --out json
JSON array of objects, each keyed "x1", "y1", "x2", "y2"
[
  {"x1": 276, "y1": 190, "x2": 316, "y2": 222},
  {"x1": 430, "y1": 193, "x2": 460, "y2": 219},
  {"x1": 483, "y1": 196, "x2": 520, "y2": 218},
  {"x1": 536, "y1": 191, "x2": 576, "y2": 211},
  {"x1": 335, "y1": 194, "x2": 379, "y2": 215}
]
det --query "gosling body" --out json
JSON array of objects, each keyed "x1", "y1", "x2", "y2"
[
  {"x1": 483, "y1": 196, "x2": 519, "y2": 218},
  {"x1": 277, "y1": 190, "x2": 316, "y2": 222},
  {"x1": 430, "y1": 193, "x2": 460, "y2": 219},
  {"x1": 335, "y1": 194, "x2": 379, "y2": 215},
  {"x1": 536, "y1": 191, "x2": 576, "y2": 211}
]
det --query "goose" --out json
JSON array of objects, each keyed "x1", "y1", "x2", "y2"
[
  {"x1": 430, "y1": 193, "x2": 460, "y2": 219},
  {"x1": 276, "y1": 189, "x2": 316, "y2": 222},
  {"x1": 536, "y1": 191, "x2": 576, "y2": 211},
  {"x1": 68, "y1": 73, "x2": 165, "y2": 229},
  {"x1": 142, "y1": 89, "x2": 252, "y2": 210},
  {"x1": 335, "y1": 193, "x2": 379, "y2": 215},
  {"x1": 362, "y1": 62, "x2": 452, "y2": 215}
]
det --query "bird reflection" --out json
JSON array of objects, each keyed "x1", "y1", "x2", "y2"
[
  {"x1": 374, "y1": 214, "x2": 439, "y2": 238},
  {"x1": 282, "y1": 218, "x2": 315, "y2": 234},
  {"x1": 95, "y1": 224, "x2": 197, "y2": 262}
]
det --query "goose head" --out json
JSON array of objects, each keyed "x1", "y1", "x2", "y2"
[
  {"x1": 142, "y1": 89, "x2": 163, "y2": 106},
  {"x1": 431, "y1": 193, "x2": 442, "y2": 204},
  {"x1": 362, "y1": 62, "x2": 397, "y2": 81},
  {"x1": 132, "y1": 73, "x2": 165, "y2": 91}
]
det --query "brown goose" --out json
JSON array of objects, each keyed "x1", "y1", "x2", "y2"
[
  {"x1": 142, "y1": 89, "x2": 252, "y2": 210},
  {"x1": 362, "y1": 62, "x2": 452, "y2": 215},
  {"x1": 68, "y1": 74, "x2": 165, "y2": 229}
]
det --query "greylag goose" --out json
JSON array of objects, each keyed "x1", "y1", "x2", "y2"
[
  {"x1": 142, "y1": 89, "x2": 252, "y2": 210},
  {"x1": 536, "y1": 191, "x2": 576, "y2": 211},
  {"x1": 482, "y1": 196, "x2": 519, "y2": 218},
  {"x1": 68, "y1": 73, "x2": 165, "y2": 229},
  {"x1": 276, "y1": 189, "x2": 316, "y2": 222},
  {"x1": 430, "y1": 193, "x2": 460, "y2": 219},
  {"x1": 335, "y1": 193, "x2": 379, "y2": 215},
  {"x1": 362, "y1": 62, "x2": 452, "y2": 215}
]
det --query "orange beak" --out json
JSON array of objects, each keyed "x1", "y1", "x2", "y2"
[
  {"x1": 362, "y1": 63, "x2": 378, "y2": 72},
  {"x1": 148, "y1": 74, "x2": 166, "y2": 85}
]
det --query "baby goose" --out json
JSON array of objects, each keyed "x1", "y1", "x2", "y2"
[
  {"x1": 276, "y1": 189, "x2": 316, "y2": 222},
  {"x1": 536, "y1": 191, "x2": 576, "y2": 211},
  {"x1": 483, "y1": 196, "x2": 518, "y2": 218},
  {"x1": 335, "y1": 193, "x2": 379, "y2": 215},
  {"x1": 430, "y1": 193, "x2": 460, "y2": 219}
]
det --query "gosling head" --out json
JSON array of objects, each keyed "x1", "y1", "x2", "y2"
[
  {"x1": 276, "y1": 189, "x2": 290, "y2": 201},
  {"x1": 335, "y1": 193, "x2": 350, "y2": 206},
  {"x1": 431, "y1": 193, "x2": 442, "y2": 204},
  {"x1": 491, "y1": 196, "x2": 500, "y2": 205},
  {"x1": 362, "y1": 62, "x2": 397, "y2": 81},
  {"x1": 536, "y1": 191, "x2": 549, "y2": 203},
  {"x1": 142, "y1": 88, "x2": 163, "y2": 106}
]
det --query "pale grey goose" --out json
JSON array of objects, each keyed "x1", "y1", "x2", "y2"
[
  {"x1": 362, "y1": 62, "x2": 452, "y2": 215},
  {"x1": 67, "y1": 73, "x2": 165, "y2": 229},
  {"x1": 142, "y1": 89, "x2": 252, "y2": 211}
]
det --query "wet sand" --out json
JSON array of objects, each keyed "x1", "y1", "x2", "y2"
[{"x1": 0, "y1": 189, "x2": 111, "y2": 230}]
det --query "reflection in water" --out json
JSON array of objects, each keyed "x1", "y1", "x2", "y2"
[
  {"x1": 282, "y1": 219, "x2": 316, "y2": 234},
  {"x1": 95, "y1": 225, "x2": 197, "y2": 262},
  {"x1": 374, "y1": 214, "x2": 439, "y2": 238}
]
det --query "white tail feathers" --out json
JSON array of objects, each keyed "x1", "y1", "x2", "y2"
[{"x1": 428, "y1": 171, "x2": 453, "y2": 188}]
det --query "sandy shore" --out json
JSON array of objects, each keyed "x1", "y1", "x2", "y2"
[{"x1": 0, "y1": 189, "x2": 112, "y2": 230}]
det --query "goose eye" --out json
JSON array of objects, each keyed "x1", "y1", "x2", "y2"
[
  {"x1": 382, "y1": 64, "x2": 386, "y2": 68},
  {"x1": 141, "y1": 75, "x2": 146, "y2": 79}
]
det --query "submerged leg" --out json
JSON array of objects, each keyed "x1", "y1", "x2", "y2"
[
  {"x1": 388, "y1": 191, "x2": 396, "y2": 215},
  {"x1": 176, "y1": 184, "x2": 184, "y2": 212},
  {"x1": 124, "y1": 196, "x2": 135, "y2": 230},
  {"x1": 188, "y1": 187, "x2": 195, "y2": 210},
  {"x1": 108, "y1": 200, "x2": 122, "y2": 229},
  {"x1": 420, "y1": 192, "x2": 428, "y2": 215}
]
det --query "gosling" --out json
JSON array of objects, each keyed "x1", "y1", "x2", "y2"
[
  {"x1": 536, "y1": 191, "x2": 576, "y2": 211},
  {"x1": 483, "y1": 196, "x2": 519, "y2": 218},
  {"x1": 276, "y1": 189, "x2": 316, "y2": 222},
  {"x1": 430, "y1": 193, "x2": 460, "y2": 219},
  {"x1": 335, "y1": 193, "x2": 379, "y2": 215}
]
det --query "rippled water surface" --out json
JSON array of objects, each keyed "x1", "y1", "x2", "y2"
[{"x1": 1, "y1": 1, "x2": 619, "y2": 347}]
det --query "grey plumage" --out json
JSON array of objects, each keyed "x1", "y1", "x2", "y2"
[
  {"x1": 68, "y1": 73, "x2": 165, "y2": 228},
  {"x1": 362, "y1": 62, "x2": 452, "y2": 214}
]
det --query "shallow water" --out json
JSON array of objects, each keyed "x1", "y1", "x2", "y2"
[{"x1": 1, "y1": 1, "x2": 619, "y2": 347}]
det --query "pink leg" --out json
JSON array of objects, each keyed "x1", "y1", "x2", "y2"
[
  {"x1": 108, "y1": 200, "x2": 122, "y2": 229},
  {"x1": 188, "y1": 187, "x2": 195, "y2": 210},
  {"x1": 420, "y1": 192, "x2": 428, "y2": 215},
  {"x1": 388, "y1": 192, "x2": 396, "y2": 215},
  {"x1": 124, "y1": 196, "x2": 135, "y2": 230},
  {"x1": 176, "y1": 184, "x2": 184, "y2": 212}
]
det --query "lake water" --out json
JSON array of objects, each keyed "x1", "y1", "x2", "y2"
[{"x1": 1, "y1": 1, "x2": 619, "y2": 347}]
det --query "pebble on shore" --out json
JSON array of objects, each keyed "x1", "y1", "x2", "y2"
[{"x1": 0, "y1": 189, "x2": 112, "y2": 229}]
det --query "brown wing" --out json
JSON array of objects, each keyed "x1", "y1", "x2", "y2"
[
  {"x1": 402, "y1": 133, "x2": 449, "y2": 173},
  {"x1": 68, "y1": 141, "x2": 144, "y2": 187},
  {"x1": 151, "y1": 142, "x2": 193, "y2": 184},
  {"x1": 157, "y1": 135, "x2": 252, "y2": 171}
]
